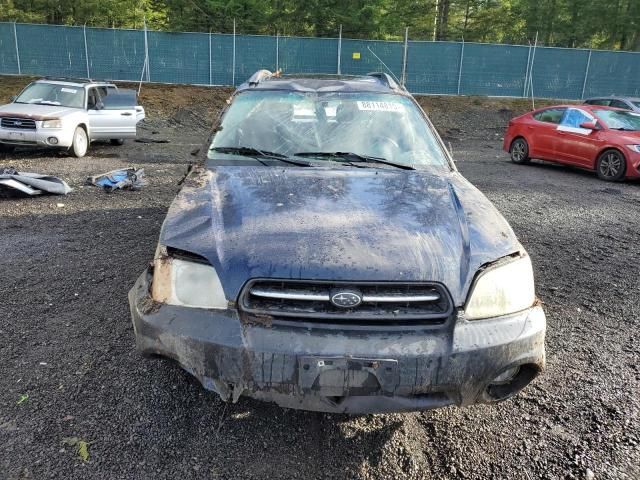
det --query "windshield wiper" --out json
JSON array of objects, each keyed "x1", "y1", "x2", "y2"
[
  {"x1": 211, "y1": 146, "x2": 314, "y2": 167},
  {"x1": 610, "y1": 127, "x2": 637, "y2": 131},
  {"x1": 294, "y1": 151, "x2": 415, "y2": 170}
]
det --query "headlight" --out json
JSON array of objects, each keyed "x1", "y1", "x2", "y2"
[
  {"x1": 465, "y1": 254, "x2": 535, "y2": 320},
  {"x1": 42, "y1": 119, "x2": 62, "y2": 128},
  {"x1": 626, "y1": 145, "x2": 640, "y2": 153},
  {"x1": 151, "y1": 255, "x2": 227, "y2": 309}
]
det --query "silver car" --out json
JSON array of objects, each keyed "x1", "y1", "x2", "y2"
[
  {"x1": 584, "y1": 96, "x2": 640, "y2": 113},
  {"x1": 0, "y1": 77, "x2": 145, "y2": 157}
]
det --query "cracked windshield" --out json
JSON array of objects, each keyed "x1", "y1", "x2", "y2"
[{"x1": 209, "y1": 90, "x2": 449, "y2": 168}]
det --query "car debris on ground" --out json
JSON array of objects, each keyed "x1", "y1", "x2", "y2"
[
  {"x1": 87, "y1": 167, "x2": 145, "y2": 192},
  {"x1": 0, "y1": 167, "x2": 72, "y2": 196}
]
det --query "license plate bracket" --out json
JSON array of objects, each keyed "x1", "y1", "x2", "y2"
[{"x1": 298, "y1": 356, "x2": 399, "y2": 394}]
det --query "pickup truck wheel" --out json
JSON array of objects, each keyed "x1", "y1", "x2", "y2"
[
  {"x1": 110, "y1": 139, "x2": 125, "y2": 146},
  {"x1": 509, "y1": 138, "x2": 530, "y2": 164},
  {"x1": 71, "y1": 126, "x2": 88, "y2": 158},
  {"x1": 596, "y1": 149, "x2": 626, "y2": 181}
]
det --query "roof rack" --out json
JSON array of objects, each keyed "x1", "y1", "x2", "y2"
[
  {"x1": 366, "y1": 72, "x2": 402, "y2": 91},
  {"x1": 41, "y1": 76, "x2": 94, "y2": 84}
]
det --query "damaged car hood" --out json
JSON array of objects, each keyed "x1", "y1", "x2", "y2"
[{"x1": 160, "y1": 166, "x2": 520, "y2": 305}]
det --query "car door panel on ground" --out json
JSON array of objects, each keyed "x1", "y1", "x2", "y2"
[
  {"x1": 555, "y1": 108, "x2": 604, "y2": 167},
  {"x1": 529, "y1": 108, "x2": 566, "y2": 158},
  {"x1": 88, "y1": 88, "x2": 138, "y2": 139}
]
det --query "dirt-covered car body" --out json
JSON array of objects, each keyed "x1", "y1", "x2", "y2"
[
  {"x1": 129, "y1": 72, "x2": 546, "y2": 414},
  {"x1": 0, "y1": 77, "x2": 145, "y2": 157}
]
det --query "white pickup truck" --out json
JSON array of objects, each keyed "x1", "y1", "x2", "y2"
[{"x1": 0, "y1": 77, "x2": 145, "y2": 157}]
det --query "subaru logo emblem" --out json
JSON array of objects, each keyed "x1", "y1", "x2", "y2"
[
  {"x1": 330, "y1": 290, "x2": 363, "y2": 308},
  {"x1": 14, "y1": 120, "x2": 22, "y2": 126}
]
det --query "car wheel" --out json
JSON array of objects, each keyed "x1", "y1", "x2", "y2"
[
  {"x1": 71, "y1": 126, "x2": 88, "y2": 158},
  {"x1": 596, "y1": 149, "x2": 626, "y2": 181},
  {"x1": 509, "y1": 138, "x2": 530, "y2": 164},
  {"x1": 110, "y1": 139, "x2": 125, "y2": 146}
]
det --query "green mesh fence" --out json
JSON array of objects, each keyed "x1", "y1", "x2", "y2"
[
  {"x1": 528, "y1": 47, "x2": 590, "y2": 99},
  {"x1": 0, "y1": 23, "x2": 19, "y2": 73},
  {"x1": 405, "y1": 41, "x2": 461, "y2": 94},
  {"x1": 86, "y1": 27, "x2": 145, "y2": 81},
  {"x1": 459, "y1": 43, "x2": 530, "y2": 96},
  {"x1": 585, "y1": 50, "x2": 640, "y2": 98},
  {"x1": 279, "y1": 36, "x2": 338, "y2": 74},
  {"x1": 16, "y1": 24, "x2": 88, "y2": 77},
  {"x1": 1, "y1": 22, "x2": 640, "y2": 99}
]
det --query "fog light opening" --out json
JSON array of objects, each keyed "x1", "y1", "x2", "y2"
[
  {"x1": 482, "y1": 364, "x2": 539, "y2": 403},
  {"x1": 48, "y1": 137, "x2": 59, "y2": 145}
]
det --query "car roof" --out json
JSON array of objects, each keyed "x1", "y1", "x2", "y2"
[
  {"x1": 236, "y1": 71, "x2": 409, "y2": 95},
  {"x1": 36, "y1": 77, "x2": 115, "y2": 87},
  {"x1": 533, "y1": 104, "x2": 630, "y2": 113},
  {"x1": 585, "y1": 96, "x2": 640, "y2": 102}
]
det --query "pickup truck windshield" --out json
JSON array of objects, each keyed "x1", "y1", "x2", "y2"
[
  {"x1": 209, "y1": 90, "x2": 450, "y2": 169},
  {"x1": 15, "y1": 82, "x2": 85, "y2": 108}
]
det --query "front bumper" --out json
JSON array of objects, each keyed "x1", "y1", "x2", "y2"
[
  {"x1": 0, "y1": 127, "x2": 73, "y2": 148},
  {"x1": 626, "y1": 149, "x2": 640, "y2": 178},
  {"x1": 129, "y1": 269, "x2": 546, "y2": 414}
]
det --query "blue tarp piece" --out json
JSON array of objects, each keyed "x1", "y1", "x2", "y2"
[{"x1": 87, "y1": 167, "x2": 145, "y2": 192}]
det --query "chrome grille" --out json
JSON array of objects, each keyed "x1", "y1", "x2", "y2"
[
  {"x1": 1, "y1": 117, "x2": 37, "y2": 130},
  {"x1": 240, "y1": 279, "x2": 453, "y2": 326}
]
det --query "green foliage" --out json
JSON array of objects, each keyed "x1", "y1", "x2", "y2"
[
  {"x1": 62, "y1": 437, "x2": 92, "y2": 462},
  {"x1": 1, "y1": 0, "x2": 638, "y2": 50}
]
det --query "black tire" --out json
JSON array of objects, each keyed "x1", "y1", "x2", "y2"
[
  {"x1": 509, "y1": 137, "x2": 530, "y2": 164},
  {"x1": 110, "y1": 139, "x2": 125, "y2": 146},
  {"x1": 596, "y1": 149, "x2": 626, "y2": 181},
  {"x1": 71, "y1": 126, "x2": 88, "y2": 158}
]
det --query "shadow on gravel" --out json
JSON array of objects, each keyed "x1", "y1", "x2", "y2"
[
  {"x1": 141, "y1": 359, "x2": 403, "y2": 476},
  {"x1": 514, "y1": 159, "x2": 640, "y2": 186}
]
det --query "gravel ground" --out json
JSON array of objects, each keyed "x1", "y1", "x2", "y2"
[{"x1": 1, "y1": 79, "x2": 638, "y2": 480}]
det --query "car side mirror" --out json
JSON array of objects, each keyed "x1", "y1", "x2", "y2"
[
  {"x1": 580, "y1": 121, "x2": 597, "y2": 130},
  {"x1": 92, "y1": 101, "x2": 104, "y2": 110}
]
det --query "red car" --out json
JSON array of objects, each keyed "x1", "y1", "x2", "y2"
[{"x1": 503, "y1": 105, "x2": 640, "y2": 181}]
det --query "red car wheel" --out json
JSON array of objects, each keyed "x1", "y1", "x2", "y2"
[
  {"x1": 596, "y1": 149, "x2": 626, "y2": 181},
  {"x1": 510, "y1": 138, "x2": 530, "y2": 164}
]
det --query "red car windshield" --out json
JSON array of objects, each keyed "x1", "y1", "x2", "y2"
[{"x1": 594, "y1": 109, "x2": 640, "y2": 131}]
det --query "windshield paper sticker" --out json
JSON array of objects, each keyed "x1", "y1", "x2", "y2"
[
  {"x1": 61, "y1": 88, "x2": 77, "y2": 93},
  {"x1": 357, "y1": 101, "x2": 404, "y2": 112}
]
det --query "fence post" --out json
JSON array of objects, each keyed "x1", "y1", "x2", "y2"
[
  {"x1": 83, "y1": 24, "x2": 91, "y2": 78},
  {"x1": 145, "y1": 20, "x2": 150, "y2": 81},
  {"x1": 457, "y1": 38, "x2": 464, "y2": 95},
  {"x1": 337, "y1": 25, "x2": 342, "y2": 75},
  {"x1": 401, "y1": 27, "x2": 409, "y2": 86},
  {"x1": 580, "y1": 49, "x2": 592, "y2": 100},
  {"x1": 276, "y1": 33, "x2": 279, "y2": 72},
  {"x1": 13, "y1": 22, "x2": 21, "y2": 75},
  {"x1": 209, "y1": 29, "x2": 212, "y2": 85},
  {"x1": 528, "y1": 32, "x2": 538, "y2": 108},
  {"x1": 232, "y1": 19, "x2": 236, "y2": 86},
  {"x1": 523, "y1": 43, "x2": 532, "y2": 97}
]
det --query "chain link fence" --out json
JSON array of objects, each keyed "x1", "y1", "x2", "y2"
[{"x1": 1, "y1": 22, "x2": 639, "y2": 99}]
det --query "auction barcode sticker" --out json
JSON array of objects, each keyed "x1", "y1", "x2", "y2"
[
  {"x1": 356, "y1": 101, "x2": 404, "y2": 112},
  {"x1": 61, "y1": 88, "x2": 77, "y2": 93}
]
